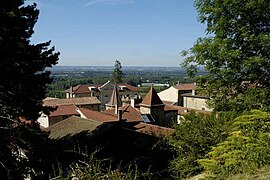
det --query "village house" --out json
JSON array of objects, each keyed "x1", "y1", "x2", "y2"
[
  {"x1": 65, "y1": 80, "x2": 140, "y2": 106},
  {"x1": 38, "y1": 97, "x2": 101, "y2": 128}
]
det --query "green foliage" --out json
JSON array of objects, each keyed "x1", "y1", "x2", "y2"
[
  {"x1": 57, "y1": 157, "x2": 152, "y2": 180},
  {"x1": 168, "y1": 111, "x2": 237, "y2": 178},
  {"x1": 0, "y1": 0, "x2": 59, "y2": 178},
  {"x1": 182, "y1": 0, "x2": 270, "y2": 111},
  {"x1": 112, "y1": 60, "x2": 124, "y2": 84},
  {"x1": 199, "y1": 110, "x2": 270, "y2": 178}
]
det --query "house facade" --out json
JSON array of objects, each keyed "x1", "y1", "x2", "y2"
[
  {"x1": 38, "y1": 97, "x2": 101, "y2": 128},
  {"x1": 65, "y1": 80, "x2": 140, "y2": 105},
  {"x1": 182, "y1": 92, "x2": 212, "y2": 111}
]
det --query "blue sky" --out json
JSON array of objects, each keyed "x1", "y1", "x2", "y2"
[{"x1": 29, "y1": 0, "x2": 206, "y2": 67}]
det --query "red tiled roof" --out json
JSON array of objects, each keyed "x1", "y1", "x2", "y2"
[
  {"x1": 65, "y1": 83, "x2": 138, "y2": 94},
  {"x1": 49, "y1": 104, "x2": 79, "y2": 117},
  {"x1": 47, "y1": 116, "x2": 106, "y2": 139},
  {"x1": 173, "y1": 83, "x2": 196, "y2": 91},
  {"x1": 131, "y1": 122, "x2": 174, "y2": 137},
  {"x1": 65, "y1": 84, "x2": 101, "y2": 94},
  {"x1": 79, "y1": 108, "x2": 117, "y2": 123},
  {"x1": 140, "y1": 87, "x2": 164, "y2": 107},
  {"x1": 118, "y1": 83, "x2": 139, "y2": 92},
  {"x1": 43, "y1": 97, "x2": 101, "y2": 106},
  {"x1": 106, "y1": 85, "x2": 122, "y2": 107},
  {"x1": 164, "y1": 104, "x2": 188, "y2": 114},
  {"x1": 104, "y1": 105, "x2": 143, "y2": 123}
]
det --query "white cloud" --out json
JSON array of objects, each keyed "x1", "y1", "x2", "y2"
[{"x1": 84, "y1": 0, "x2": 134, "y2": 7}]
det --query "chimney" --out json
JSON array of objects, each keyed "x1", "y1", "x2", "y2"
[
  {"x1": 69, "y1": 86, "x2": 73, "y2": 98},
  {"x1": 118, "y1": 109, "x2": 122, "y2": 121},
  {"x1": 131, "y1": 98, "x2": 135, "y2": 108}
]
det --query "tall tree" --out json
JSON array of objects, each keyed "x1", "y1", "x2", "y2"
[
  {"x1": 0, "y1": 0, "x2": 59, "y2": 178},
  {"x1": 112, "y1": 60, "x2": 124, "y2": 84},
  {"x1": 182, "y1": 0, "x2": 270, "y2": 111}
]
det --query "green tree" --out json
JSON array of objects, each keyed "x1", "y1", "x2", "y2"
[
  {"x1": 199, "y1": 110, "x2": 270, "y2": 178},
  {"x1": 168, "y1": 111, "x2": 236, "y2": 178},
  {"x1": 0, "y1": 0, "x2": 59, "y2": 178},
  {"x1": 112, "y1": 60, "x2": 124, "y2": 84},
  {"x1": 182, "y1": 0, "x2": 270, "y2": 111}
]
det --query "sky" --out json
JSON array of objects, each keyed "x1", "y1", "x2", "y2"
[{"x1": 29, "y1": 0, "x2": 206, "y2": 67}]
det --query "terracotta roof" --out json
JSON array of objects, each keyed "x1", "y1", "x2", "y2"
[
  {"x1": 173, "y1": 83, "x2": 196, "y2": 91},
  {"x1": 43, "y1": 97, "x2": 101, "y2": 106},
  {"x1": 65, "y1": 84, "x2": 101, "y2": 94},
  {"x1": 65, "y1": 83, "x2": 138, "y2": 94},
  {"x1": 164, "y1": 104, "x2": 188, "y2": 114},
  {"x1": 140, "y1": 87, "x2": 164, "y2": 107},
  {"x1": 181, "y1": 93, "x2": 209, "y2": 99},
  {"x1": 104, "y1": 105, "x2": 143, "y2": 123},
  {"x1": 47, "y1": 116, "x2": 105, "y2": 139},
  {"x1": 118, "y1": 83, "x2": 139, "y2": 92},
  {"x1": 106, "y1": 85, "x2": 122, "y2": 107},
  {"x1": 130, "y1": 122, "x2": 174, "y2": 137},
  {"x1": 49, "y1": 104, "x2": 79, "y2": 117},
  {"x1": 79, "y1": 108, "x2": 117, "y2": 123}
]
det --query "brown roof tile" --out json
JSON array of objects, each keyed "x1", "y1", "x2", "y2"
[
  {"x1": 104, "y1": 105, "x2": 143, "y2": 123},
  {"x1": 65, "y1": 83, "x2": 138, "y2": 94},
  {"x1": 118, "y1": 83, "x2": 139, "y2": 92},
  {"x1": 106, "y1": 85, "x2": 122, "y2": 107},
  {"x1": 140, "y1": 87, "x2": 164, "y2": 107},
  {"x1": 43, "y1": 97, "x2": 101, "y2": 106},
  {"x1": 65, "y1": 84, "x2": 101, "y2": 94},
  {"x1": 131, "y1": 122, "x2": 174, "y2": 137},
  {"x1": 79, "y1": 108, "x2": 117, "y2": 123},
  {"x1": 49, "y1": 104, "x2": 79, "y2": 117},
  {"x1": 173, "y1": 83, "x2": 196, "y2": 91},
  {"x1": 47, "y1": 116, "x2": 105, "y2": 139}
]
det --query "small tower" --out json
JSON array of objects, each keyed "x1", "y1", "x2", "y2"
[
  {"x1": 105, "y1": 84, "x2": 122, "y2": 114},
  {"x1": 140, "y1": 87, "x2": 165, "y2": 123}
]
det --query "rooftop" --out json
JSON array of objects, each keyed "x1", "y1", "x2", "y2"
[
  {"x1": 104, "y1": 105, "x2": 143, "y2": 123},
  {"x1": 49, "y1": 104, "x2": 79, "y2": 117},
  {"x1": 128, "y1": 122, "x2": 174, "y2": 137},
  {"x1": 47, "y1": 116, "x2": 106, "y2": 139},
  {"x1": 79, "y1": 107, "x2": 117, "y2": 123},
  {"x1": 140, "y1": 87, "x2": 164, "y2": 107},
  {"x1": 65, "y1": 82, "x2": 139, "y2": 94},
  {"x1": 43, "y1": 97, "x2": 101, "y2": 106},
  {"x1": 173, "y1": 83, "x2": 196, "y2": 91}
]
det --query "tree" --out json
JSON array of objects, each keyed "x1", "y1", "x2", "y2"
[
  {"x1": 112, "y1": 60, "x2": 124, "y2": 84},
  {"x1": 0, "y1": 0, "x2": 59, "y2": 178},
  {"x1": 182, "y1": 0, "x2": 270, "y2": 111},
  {"x1": 168, "y1": 111, "x2": 236, "y2": 178},
  {"x1": 199, "y1": 110, "x2": 270, "y2": 178}
]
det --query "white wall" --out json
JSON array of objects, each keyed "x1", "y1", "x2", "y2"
[
  {"x1": 37, "y1": 113, "x2": 49, "y2": 128},
  {"x1": 183, "y1": 96, "x2": 212, "y2": 111},
  {"x1": 158, "y1": 86, "x2": 178, "y2": 103}
]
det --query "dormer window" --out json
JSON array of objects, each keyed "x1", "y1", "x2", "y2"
[{"x1": 119, "y1": 86, "x2": 127, "y2": 90}]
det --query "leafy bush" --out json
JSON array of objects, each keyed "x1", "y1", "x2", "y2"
[
  {"x1": 52, "y1": 152, "x2": 152, "y2": 180},
  {"x1": 199, "y1": 110, "x2": 270, "y2": 178},
  {"x1": 168, "y1": 111, "x2": 237, "y2": 178}
]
